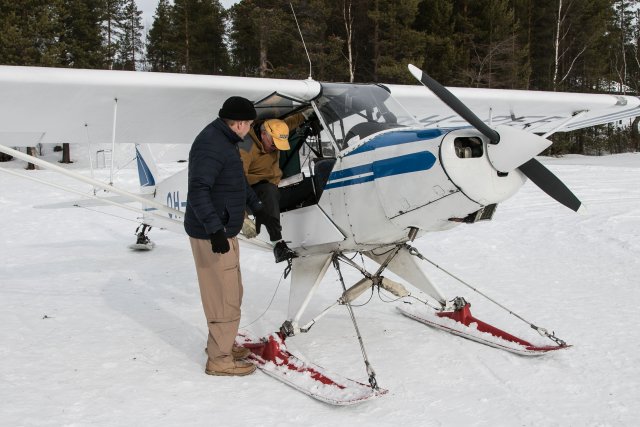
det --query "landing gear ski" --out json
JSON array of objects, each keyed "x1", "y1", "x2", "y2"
[
  {"x1": 237, "y1": 331, "x2": 388, "y2": 406},
  {"x1": 129, "y1": 223, "x2": 154, "y2": 251},
  {"x1": 398, "y1": 298, "x2": 570, "y2": 356}
]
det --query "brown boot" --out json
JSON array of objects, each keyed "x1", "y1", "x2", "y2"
[
  {"x1": 203, "y1": 345, "x2": 251, "y2": 360},
  {"x1": 205, "y1": 357, "x2": 256, "y2": 376},
  {"x1": 232, "y1": 345, "x2": 251, "y2": 360}
]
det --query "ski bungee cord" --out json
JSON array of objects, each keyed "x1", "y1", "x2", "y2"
[{"x1": 240, "y1": 269, "x2": 286, "y2": 329}]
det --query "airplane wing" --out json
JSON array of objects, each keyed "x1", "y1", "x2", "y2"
[
  {"x1": 387, "y1": 84, "x2": 640, "y2": 133},
  {"x1": 0, "y1": 65, "x2": 321, "y2": 147},
  {"x1": 1, "y1": 65, "x2": 638, "y2": 149}
]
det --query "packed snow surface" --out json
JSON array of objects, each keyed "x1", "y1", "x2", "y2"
[{"x1": 1, "y1": 151, "x2": 639, "y2": 426}]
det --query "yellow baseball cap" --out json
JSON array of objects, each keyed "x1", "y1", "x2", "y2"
[{"x1": 264, "y1": 119, "x2": 290, "y2": 150}]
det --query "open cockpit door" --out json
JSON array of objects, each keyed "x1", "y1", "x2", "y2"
[
  {"x1": 253, "y1": 92, "x2": 311, "y2": 121},
  {"x1": 252, "y1": 92, "x2": 340, "y2": 213}
]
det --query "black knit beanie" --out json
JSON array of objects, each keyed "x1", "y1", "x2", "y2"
[{"x1": 219, "y1": 96, "x2": 257, "y2": 120}]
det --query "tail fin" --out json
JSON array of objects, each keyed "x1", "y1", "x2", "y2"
[{"x1": 135, "y1": 144, "x2": 158, "y2": 188}]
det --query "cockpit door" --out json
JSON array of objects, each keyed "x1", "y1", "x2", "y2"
[{"x1": 253, "y1": 92, "x2": 309, "y2": 120}]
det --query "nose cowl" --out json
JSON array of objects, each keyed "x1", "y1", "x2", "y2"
[
  {"x1": 440, "y1": 129, "x2": 526, "y2": 206},
  {"x1": 486, "y1": 125, "x2": 552, "y2": 173}
]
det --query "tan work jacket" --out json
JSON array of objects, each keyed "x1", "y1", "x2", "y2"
[{"x1": 240, "y1": 114, "x2": 304, "y2": 186}]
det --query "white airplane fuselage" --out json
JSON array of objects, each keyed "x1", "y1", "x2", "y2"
[{"x1": 148, "y1": 125, "x2": 526, "y2": 255}]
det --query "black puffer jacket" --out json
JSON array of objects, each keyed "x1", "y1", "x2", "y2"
[{"x1": 184, "y1": 118, "x2": 262, "y2": 239}]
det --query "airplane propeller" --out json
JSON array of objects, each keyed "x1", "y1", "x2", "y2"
[{"x1": 407, "y1": 64, "x2": 583, "y2": 213}]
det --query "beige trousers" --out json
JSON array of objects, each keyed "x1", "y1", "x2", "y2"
[{"x1": 189, "y1": 237, "x2": 242, "y2": 362}]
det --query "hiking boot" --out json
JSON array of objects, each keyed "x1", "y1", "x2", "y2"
[
  {"x1": 273, "y1": 241, "x2": 298, "y2": 263},
  {"x1": 205, "y1": 357, "x2": 256, "y2": 376},
  {"x1": 203, "y1": 345, "x2": 251, "y2": 360},
  {"x1": 232, "y1": 345, "x2": 251, "y2": 360}
]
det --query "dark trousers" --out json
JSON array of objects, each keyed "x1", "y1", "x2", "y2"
[{"x1": 252, "y1": 182, "x2": 282, "y2": 241}]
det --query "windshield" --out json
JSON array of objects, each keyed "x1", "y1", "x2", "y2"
[{"x1": 315, "y1": 83, "x2": 419, "y2": 150}]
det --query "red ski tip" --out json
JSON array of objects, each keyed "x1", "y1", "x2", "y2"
[
  {"x1": 236, "y1": 331, "x2": 388, "y2": 405},
  {"x1": 241, "y1": 333, "x2": 346, "y2": 388},
  {"x1": 398, "y1": 303, "x2": 570, "y2": 356},
  {"x1": 437, "y1": 303, "x2": 535, "y2": 347}
]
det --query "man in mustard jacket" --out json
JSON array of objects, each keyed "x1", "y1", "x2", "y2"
[{"x1": 240, "y1": 115, "x2": 303, "y2": 263}]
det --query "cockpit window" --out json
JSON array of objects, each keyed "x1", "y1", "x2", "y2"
[
  {"x1": 315, "y1": 83, "x2": 419, "y2": 150},
  {"x1": 253, "y1": 92, "x2": 308, "y2": 120}
]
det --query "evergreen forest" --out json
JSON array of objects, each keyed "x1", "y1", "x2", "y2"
[{"x1": 2, "y1": 0, "x2": 640, "y2": 155}]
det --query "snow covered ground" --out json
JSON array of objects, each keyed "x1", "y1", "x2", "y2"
[{"x1": 1, "y1": 151, "x2": 639, "y2": 426}]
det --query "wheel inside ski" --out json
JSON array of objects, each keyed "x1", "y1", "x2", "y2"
[
  {"x1": 237, "y1": 331, "x2": 388, "y2": 405},
  {"x1": 397, "y1": 302, "x2": 570, "y2": 356}
]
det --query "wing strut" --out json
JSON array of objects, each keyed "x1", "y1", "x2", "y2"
[{"x1": 110, "y1": 98, "x2": 118, "y2": 185}]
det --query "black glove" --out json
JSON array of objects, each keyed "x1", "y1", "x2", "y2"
[
  {"x1": 254, "y1": 210, "x2": 281, "y2": 239},
  {"x1": 209, "y1": 229, "x2": 230, "y2": 254}
]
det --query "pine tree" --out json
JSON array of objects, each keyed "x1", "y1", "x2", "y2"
[
  {"x1": 346, "y1": 0, "x2": 375, "y2": 82},
  {"x1": 286, "y1": 0, "x2": 343, "y2": 81},
  {"x1": 189, "y1": 0, "x2": 229, "y2": 74},
  {"x1": 454, "y1": 0, "x2": 529, "y2": 88},
  {"x1": 146, "y1": 0, "x2": 176, "y2": 72},
  {"x1": 115, "y1": 0, "x2": 143, "y2": 70},
  {"x1": 227, "y1": 0, "x2": 260, "y2": 76},
  {"x1": 172, "y1": 0, "x2": 228, "y2": 74},
  {"x1": 228, "y1": 0, "x2": 292, "y2": 77},
  {"x1": 607, "y1": 0, "x2": 640, "y2": 93},
  {"x1": 368, "y1": 0, "x2": 424, "y2": 83},
  {"x1": 413, "y1": 0, "x2": 461, "y2": 85},
  {"x1": 101, "y1": 0, "x2": 126, "y2": 69},
  {"x1": 0, "y1": 0, "x2": 63, "y2": 66},
  {"x1": 630, "y1": 5, "x2": 640, "y2": 94},
  {"x1": 58, "y1": 0, "x2": 104, "y2": 69}
]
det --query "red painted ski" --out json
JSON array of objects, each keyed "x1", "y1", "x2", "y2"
[
  {"x1": 398, "y1": 302, "x2": 570, "y2": 356},
  {"x1": 236, "y1": 332, "x2": 388, "y2": 405}
]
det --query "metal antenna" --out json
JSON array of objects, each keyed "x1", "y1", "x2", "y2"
[{"x1": 289, "y1": 3, "x2": 313, "y2": 80}]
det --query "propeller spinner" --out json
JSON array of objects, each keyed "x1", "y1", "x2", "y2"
[{"x1": 407, "y1": 64, "x2": 583, "y2": 213}]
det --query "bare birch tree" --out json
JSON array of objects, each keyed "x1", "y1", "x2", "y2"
[
  {"x1": 619, "y1": 0, "x2": 628, "y2": 93},
  {"x1": 343, "y1": 0, "x2": 355, "y2": 82},
  {"x1": 553, "y1": 0, "x2": 588, "y2": 90}
]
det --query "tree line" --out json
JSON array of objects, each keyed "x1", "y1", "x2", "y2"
[
  {"x1": 0, "y1": 0, "x2": 143, "y2": 70},
  {"x1": 2, "y1": 0, "x2": 640, "y2": 155}
]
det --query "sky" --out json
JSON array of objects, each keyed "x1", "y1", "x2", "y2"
[
  {"x1": 137, "y1": 0, "x2": 240, "y2": 32},
  {"x1": 1, "y1": 149, "x2": 639, "y2": 425}
]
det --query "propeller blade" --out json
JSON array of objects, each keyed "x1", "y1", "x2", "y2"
[
  {"x1": 408, "y1": 64, "x2": 500, "y2": 143},
  {"x1": 408, "y1": 64, "x2": 581, "y2": 213},
  {"x1": 518, "y1": 158, "x2": 583, "y2": 212}
]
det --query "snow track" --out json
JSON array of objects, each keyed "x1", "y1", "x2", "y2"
[{"x1": 1, "y1": 153, "x2": 639, "y2": 425}]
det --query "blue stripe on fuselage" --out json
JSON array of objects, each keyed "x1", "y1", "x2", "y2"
[
  {"x1": 325, "y1": 151, "x2": 436, "y2": 190},
  {"x1": 324, "y1": 128, "x2": 442, "y2": 190},
  {"x1": 346, "y1": 128, "x2": 446, "y2": 156}
]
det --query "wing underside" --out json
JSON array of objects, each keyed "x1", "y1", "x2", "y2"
[
  {"x1": 1, "y1": 65, "x2": 637, "y2": 149},
  {"x1": 0, "y1": 66, "x2": 321, "y2": 147}
]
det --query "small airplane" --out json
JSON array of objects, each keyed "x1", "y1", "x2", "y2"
[{"x1": 1, "y1": 64, "x2": 639, "y2": 404}]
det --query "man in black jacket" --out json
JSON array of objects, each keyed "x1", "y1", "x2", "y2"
[{"x1": 185, "y1": 96, "x2": 279, "y2": 377}]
